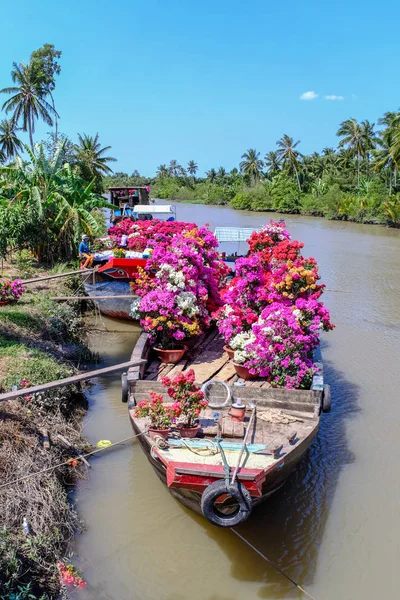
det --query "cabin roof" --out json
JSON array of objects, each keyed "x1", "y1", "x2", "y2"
[
  {"x1": 108, "y1": 186, "x2": 149, "y2": 191},
  {"x1": 133, "y1": 204, "x2": 174, "y2": 214}
]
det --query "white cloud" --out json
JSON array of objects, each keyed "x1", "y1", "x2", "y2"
[
  {"x1": 299, "y1": 90, "x2": 318, "y2": 101},
  {"x1": 324, "y1": 95, "x2": 344, "y2": 101}
]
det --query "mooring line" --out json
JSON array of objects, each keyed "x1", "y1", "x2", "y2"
[
  {"x1": 231, "y1": 529, "x2": 316, "y2": 600},
  {"x1": 0, "y1": 432, "x2": 145, "y2": 491}
]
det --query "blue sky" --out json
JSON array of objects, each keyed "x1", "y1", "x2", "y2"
[{"x1": 1, "y1": 0, "x2": 399, "y2": 175}]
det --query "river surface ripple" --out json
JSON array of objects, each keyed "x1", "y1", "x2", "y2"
[{"x1": 73, "y1": 204, "x2": 400, "y2": 600}]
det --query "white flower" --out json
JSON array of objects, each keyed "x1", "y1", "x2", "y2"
[
  {"x1": 175, "y1": 292, "x2": 199, "y2": 317},
  {"x1": 129, "y1": 297, "x2": 141, "y2": 319}
]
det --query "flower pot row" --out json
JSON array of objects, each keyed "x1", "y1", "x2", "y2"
[
  {"x1": 223, "y1": 345, "x2": 257, "y2": 380},
  {"x1": 148, "y1": 424, "x2": 201, "y2": 440}
]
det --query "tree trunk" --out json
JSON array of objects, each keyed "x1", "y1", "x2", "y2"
[
  {"x1": 294, "y1": 164, "x2": 301, "y2": 191},
  {"x1": 357, "y1": 153, "x2": 360, "y2": 187},
  {"x1": 28, "y1": 112, "x2": 34, "y2": 151},
  {"x1": 50, "y1": 91, "x2": 58, "y2": 143},
  {"x1": 395, "y1": 166, "x2": 397, "y2": 188},
  {"x1": 389, "y1": 169, "x2": 392, "y2": 195}
]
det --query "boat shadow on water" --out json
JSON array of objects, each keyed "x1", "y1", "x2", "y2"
[{"x1": 176, "y1": 339, "x2": 360, "y2": 599}]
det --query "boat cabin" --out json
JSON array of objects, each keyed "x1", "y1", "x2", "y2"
[{"x1": 109, "y1": 186, "x2": 150, "y2": 221}]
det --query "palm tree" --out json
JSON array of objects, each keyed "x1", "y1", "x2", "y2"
[
  {"x1": 168, "y1": 160, "x2": 180, "y2": 177},
  {"x1": 264, "y1": 151, "x2": 281, "y2": 176},
  {"x1": 377, "y1": 111, "x2": 400, "y2": 190},
  {"x1": 0, "y1": 118, "x2": 23, "y2": 160},
  {"x1": 336, "y1": 118, "x2": 364, "y2": 186},
  {"x1": 156, "y1": 164, "x2": 169, "y2": 178},
  {"x1": 360, "y1": 120, "x2": 379, "y2": 176},
  {"x1": 206, "y1": 168, "x2": 217, "y2": 183},
  {"x1": 239, "y1": 149, "x2": 263, "y2": 186},
  {"x1": 276, "y1": 135, "x2": 302, "y2": 190},
  {"x1": 187, "y1": 160, "x2": 198, "y2": 180},
  {"x1": 75, "y1": 133, "x2": 116, "y2": 192},
  {"x1": 1, "y1": 62, "x2": 57, "y2": 150}
]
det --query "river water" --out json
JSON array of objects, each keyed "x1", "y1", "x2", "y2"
[{"x1": 73, "y1": 204, "x2": 400, "y2": 600}]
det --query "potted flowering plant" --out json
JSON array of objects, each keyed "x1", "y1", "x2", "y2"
[
  {"x1": 113, "y1": 248, "x2": 126, "y2": 258},
  {"x1": 161, "y1": 369, "x2": 208, "y2": 437},
  {"x1": 229, "y1": 332, "x2": 258, "y2": 380},
  {"x1": 134, "y1": 391, "x2": 177, "y2": 439},
  {"x1": 0, "y1": 279, "x2": 24, "y2": 305}
]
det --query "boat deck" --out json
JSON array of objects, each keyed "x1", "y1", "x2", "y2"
[
  {"x1": 127, "y1": 330, "x2": 323, "y2": 495},
  {"x1": 142, "y1": 330, "x2": 273, "y2": 387}
]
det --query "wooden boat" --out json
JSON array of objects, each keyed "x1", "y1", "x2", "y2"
[
  {"x1": 109, "y1": 186, "x2": 150, "y2": 223},
  {"x1": 123, "y1": 330, "x2": 331, "y2": 526},
  {"x1": 82, "y1": 257, "x2": 145, "y2": 320},
  {"x1": 82, "y1": 205, "x2": 176, "y2": 319}
]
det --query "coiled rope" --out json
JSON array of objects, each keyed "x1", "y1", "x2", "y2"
[{"x1": 231, "y1": 529, "x2": 316, "y2": 600}]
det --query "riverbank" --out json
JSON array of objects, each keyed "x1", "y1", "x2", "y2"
[
  {"x1": 151, "y1": 181, "x2": 400, "y2": 228},
  {"x1": 0, "y1": 261, "x2": 93, "y2": 598}
]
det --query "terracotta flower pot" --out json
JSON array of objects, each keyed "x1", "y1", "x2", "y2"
[
  {"x1": 0, "y1": 300, "x2": 9, "y2": 306},
  {"x1": 223, "y1": 345, "x2": 235, "y2": 360},
  {"x1": 178, "y1": 424, "x2": 201, "y2": 438},
  {"x1": 148, "y1": 427, "x2": 171, "y2": 440},
  {"x1": 232, "y1": 363, "x2": 257, "y2": 381},
  {"x1": 154, "y1": 346, "x2": 188, "y2": 364}
]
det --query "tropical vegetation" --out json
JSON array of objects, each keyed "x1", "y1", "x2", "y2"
[{"x1": 105, "y1": 112, "x2": 400, "y2": 227}]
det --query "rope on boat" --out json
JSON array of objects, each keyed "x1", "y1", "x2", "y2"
[
  {"x1": 231, "y1": 529, "x2": 316, "y2": 600},
  {"x1": 0, "y1": 432, "x2": 147, "y2": 491},
  {"x1": 176, "y1": 438, "x2": 219, "y2": 456}
]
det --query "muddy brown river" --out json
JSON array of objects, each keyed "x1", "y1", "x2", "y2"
[{"x1": 73, "y1": 203, "x2": 400, "y2": 600}]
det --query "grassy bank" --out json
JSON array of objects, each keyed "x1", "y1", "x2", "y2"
[{"x1": 0, "y1": 261, "x2": 92, "y2": 599}]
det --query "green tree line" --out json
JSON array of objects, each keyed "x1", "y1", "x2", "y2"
[{"x1": 105, "y1": 115, "x2": 400, "y2": 227}]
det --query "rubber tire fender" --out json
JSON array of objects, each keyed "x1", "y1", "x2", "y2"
[
  {"x1": 121, "y1": 372, "x2": 128, "y2": 403},
  {"x1": 322, "y1": 384, "x2": 331, "y2": 413},
  {"x1": 201, "y1": 480, "x2": 252, "y2": 527}
]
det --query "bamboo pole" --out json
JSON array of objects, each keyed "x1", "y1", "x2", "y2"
[
  {"x1": 0, "y1": 358, "x2": 146, "y2": 402},
  {"x1": 21, "y1": 268, "x2": 95, "y2": 285},
  {"x1": 52, "y1": 295, "x2": 134, "y2": 301}
]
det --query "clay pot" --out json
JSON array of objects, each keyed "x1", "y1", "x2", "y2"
[
  {"x1": 154, "y1": 346, "x2": 188, "y2": 364},
  {"x1": 178, "y1": 424, "x2": 201, "y2": 438},
  {"x1": 148, "y1": 427, "x2": 171, "y2": 440},
  {"x1": 0, "y1": 300, "x2": 9, "y2": 306},
  {"x1": 223, "y1": 345, "x2": 235, "y2": 360},
  {"x1": 232, "y1": 363, "x2": 257, "y2": 381}
]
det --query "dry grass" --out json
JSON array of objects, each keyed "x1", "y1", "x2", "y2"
[{"x1": 0, "y1": 396, "x2": 88, "y2": 597}]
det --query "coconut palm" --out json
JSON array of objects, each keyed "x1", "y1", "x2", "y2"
[
  {"x1": 239, "y1": 149, "x2": 263, "y2": 186},
  {"x1": 168, "y1": 160, "x2": 180, "y2": 177},
  {"x1": 276, "y1": 135, "x2": 302, "y2": 190},
  {"x1": 206, "y1": 168, "x2": 217, "y2": 183},
  {"x1": 1, "y1": 62, "x2": 57, "y2": 150},
  {"x1": 0, "y1": 118, "x2": 24, "y2": 160},
  {"x1": 187, "y1": 160, "x2": 198, "y2": 179},
  {"x1": 75, "y1": 133, "x2": 116, "y2": 192},
  {"x1": 156, "y1": 164, "x2": 169, "y2": 178},
  {"x1": 360, "y1": 120, "x2": 379, "y2": 176},
  {"x1": 336, "y1": 118, "x2": 365, "y2": 186},
  {"x1": 264, "y1": 151, "x2": 282, "y2": 176}
]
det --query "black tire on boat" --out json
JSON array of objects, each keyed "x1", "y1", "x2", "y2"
[
  {"x1": 322, "y1": 384, "x2": 331, "y2": 413},
  {"x1": 201, "y1": 480, "x2": 252, "y2": 527},
  {"x1": 121, "y1": 372, "x2": 128, "y2": 403}
]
